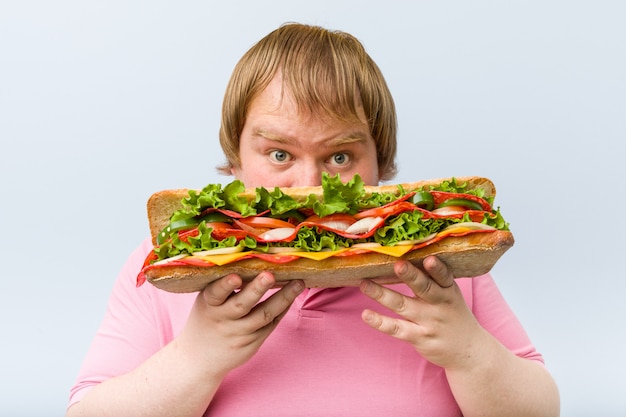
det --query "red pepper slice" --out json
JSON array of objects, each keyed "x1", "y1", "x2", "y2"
[
  {"x1": 429, "y1": 191, "x2": 492, "y2": 211},
  {"x1": 428, "y1": 209, "x2": 489, "y2": 222}
]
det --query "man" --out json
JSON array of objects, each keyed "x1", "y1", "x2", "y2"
[{"x1": 67, "y1": 23, "x2": 559, "y2": 417}]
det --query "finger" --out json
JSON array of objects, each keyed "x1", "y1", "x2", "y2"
[
  {"x1": 360, "y1": 279, "x2": 413, "y2": 317},
  {"x1": 201, "y1": 274, "x2": 243, "y2": 307},
  {"x1": 422, "y1": 256, "x2": 455, "y2": 288},
  {"x1": 394, "y1": 260, "x2": 451, "y2": 303},
  {"x1": 361, "y1": 308, "x2": 418, "y2": 344},
  {"x1": 227, "y1": 272, "x2": 277, "y2": 319},
  {"x1": 249, "y1": 279, "x2": 305, "y2": 330}
]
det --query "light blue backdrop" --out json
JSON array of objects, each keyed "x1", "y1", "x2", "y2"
[{"x1": 1, "y1": 1, "x2": 624, "y2": 415}]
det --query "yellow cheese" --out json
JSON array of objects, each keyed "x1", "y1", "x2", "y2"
[
  {"x1": 437, "y1": 226, "x2": 480, "y2": 238},
  {"x1": 361, "y1": 244, "x2": 415, "y2": 257},
  {"x1": 195, "y1": 251, "x2": 250, "y2": 266},
  {"x1": 189, "y1": 244, "x2": 418, "y2": 266},
  {"x1": 439, "y1": 228, "x2": 470, "y2": 237},
  {"x1": 281, "y1": 249, "x2": 349, "y2": 260}
]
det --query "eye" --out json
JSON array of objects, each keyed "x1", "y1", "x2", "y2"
[
  {"x1": 269, "y1": 150, "x2": 292, "y2": 163},
  {"x1": 329, "y1": 152, "x2": 350, "y2": 167}
]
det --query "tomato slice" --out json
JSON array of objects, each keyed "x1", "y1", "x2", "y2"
[
  {"x1": 237, "y1": 216, "x2": 296, "y2": 229},
  {"x1": 203, "y1": 221, "x2": 233, "y2": 229},
  {"x1": 353, "y1": 200, "x2": 416, "y2": 220},
  {"x1": 177, "y1": 228, "x2": 200, "y2": 243},
  {"x1": 175, "y1": 222, "x2": 252, "y2": 242},
  {"x1": 205, "y1": 222, "x2": 251, "y2": 241}
]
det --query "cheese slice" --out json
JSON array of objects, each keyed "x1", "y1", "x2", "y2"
[
  {"x1": 195, "y1": 251, "x2": 250, "y2": 266},
  {"x1": 280, "y1": 249, "x2": 349, "y2": 260},
  {"x1": 360, "y1": 244, "x2": 415, "y2": 257},
  {"x1": 437, "y1": 222, "x2": 495, "y2": 238},
  {"x1": 189, "y1": 244, "x2": 416, "y2": 266}
]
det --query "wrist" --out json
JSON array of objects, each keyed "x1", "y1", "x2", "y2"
[
  {"x1": 172, "y1": 332, "x2": 231, "y2": 383},
  {"x1": 445, "y1": 325, "x2": 505, "y2": 374}
]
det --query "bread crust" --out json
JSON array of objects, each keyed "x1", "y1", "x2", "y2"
[{"x1": 144, "y1": 176, "x2": 513, "y2": 293}]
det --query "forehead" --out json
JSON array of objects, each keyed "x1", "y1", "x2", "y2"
[
  {"x1": 249, "y1": 71, "x2": 365, "y2": 123},
  {"x1": 247, "y1": 74, "x2": 369, "y2": 136}
]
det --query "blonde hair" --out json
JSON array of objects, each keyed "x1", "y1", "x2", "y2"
[{"x1": 217, "y1": 23, "x2": 397, "y2": 181}]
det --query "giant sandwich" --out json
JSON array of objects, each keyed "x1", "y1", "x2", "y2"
[{"x1": 137, "y1": 174, "x2": 514, "y2": 293}]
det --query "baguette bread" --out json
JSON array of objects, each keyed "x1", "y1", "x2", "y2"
[{"x1": 142, "y1": 176, "x2": 513, "y2": 293}]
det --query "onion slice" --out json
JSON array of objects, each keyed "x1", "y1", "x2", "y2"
[
  {"x1": 431, "y1": 206, "x2": 467, "y2": 216},
  {"x1": 153, "y1": 253, "x2": 188, "y2": 265},
  {"x1": 345, "y1": 216, "x2": 383, "y2": 235},
  {"x1": 258, "y1": 227, "x2": 298, "y2": 242},
  {"x1": 194, "y1": 246, "x2": 244, "y2": 256},
  {"x1": 442, "y1": 222, "x2": 496, "y2": 233},
  {"x1": 397, "y1": 233, "x2": 438, "y2": 246}
]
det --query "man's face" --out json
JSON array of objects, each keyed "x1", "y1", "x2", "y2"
[{"x1": 232, "y1": 74, "x2": 380, "y2": 188}]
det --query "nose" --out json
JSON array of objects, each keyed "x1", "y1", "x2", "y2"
[{"x1": 291, "y1": 163, "x2": 325, "y2": 187}]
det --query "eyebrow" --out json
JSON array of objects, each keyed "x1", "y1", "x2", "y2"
[
  {"x1": 255, "y1": 129, "x2": 291, "y2": 144},
  {"x1": 255, "y1": 129, "x2": 370, "y2": 148}
]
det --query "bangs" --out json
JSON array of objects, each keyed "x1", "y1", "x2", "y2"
[{"x1": 279, "y1": 30, "x2": 365, "y2": 122}]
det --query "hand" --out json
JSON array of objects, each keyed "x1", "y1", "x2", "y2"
[
  {"x1": 359, "y1": 256, "x2": 487, "y2": 370},
  {"x1": 178, "y1": 272, "x2": 305, "y2": 378}
]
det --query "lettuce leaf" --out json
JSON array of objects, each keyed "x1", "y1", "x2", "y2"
[
  {"x1": 254, "y1": 186, "x2": 300, "y2": 215},
  {"x1": 154, "y1": 174, "x2": 509, "y2": 260},
  {"x1": 426, "y1": 178, "x2": 494, "y2": 206}
]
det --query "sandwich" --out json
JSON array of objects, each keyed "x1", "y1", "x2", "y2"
[{"x1": 137, "y1": 173, "x2": 514, "y2": 293}]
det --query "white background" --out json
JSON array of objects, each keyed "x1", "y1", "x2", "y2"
[{"x1": 1, "y1": 1, "x2": 625, "y2": 416}]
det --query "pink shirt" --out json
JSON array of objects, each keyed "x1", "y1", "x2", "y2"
[{"x1": 69, "y1": 238, "x2": 543, "y2": 416}]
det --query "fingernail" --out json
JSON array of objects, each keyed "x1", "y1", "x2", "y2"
[
  {"x1": 260, "y1": 273, "x2": 272, "y2": 286},
  {"x1": 291, "y1": 280, "x2": 305, "y2": 293},
  {"x1": 362, "y1": 310, "x2": 374, "y2": 323},
  {"x1": 397, "y1": 261, "x2": 408, "y2": 275},
  {"x1": 227, "y1": 276, "x2": 239, "y2": 287},
  {"x1": 425, "y1": 255, "x2": 438, "y2": 269}
]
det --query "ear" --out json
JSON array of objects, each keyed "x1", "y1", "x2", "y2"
[{"x1": 230, "y1": 165, "x2": 239, "y2": 179}]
